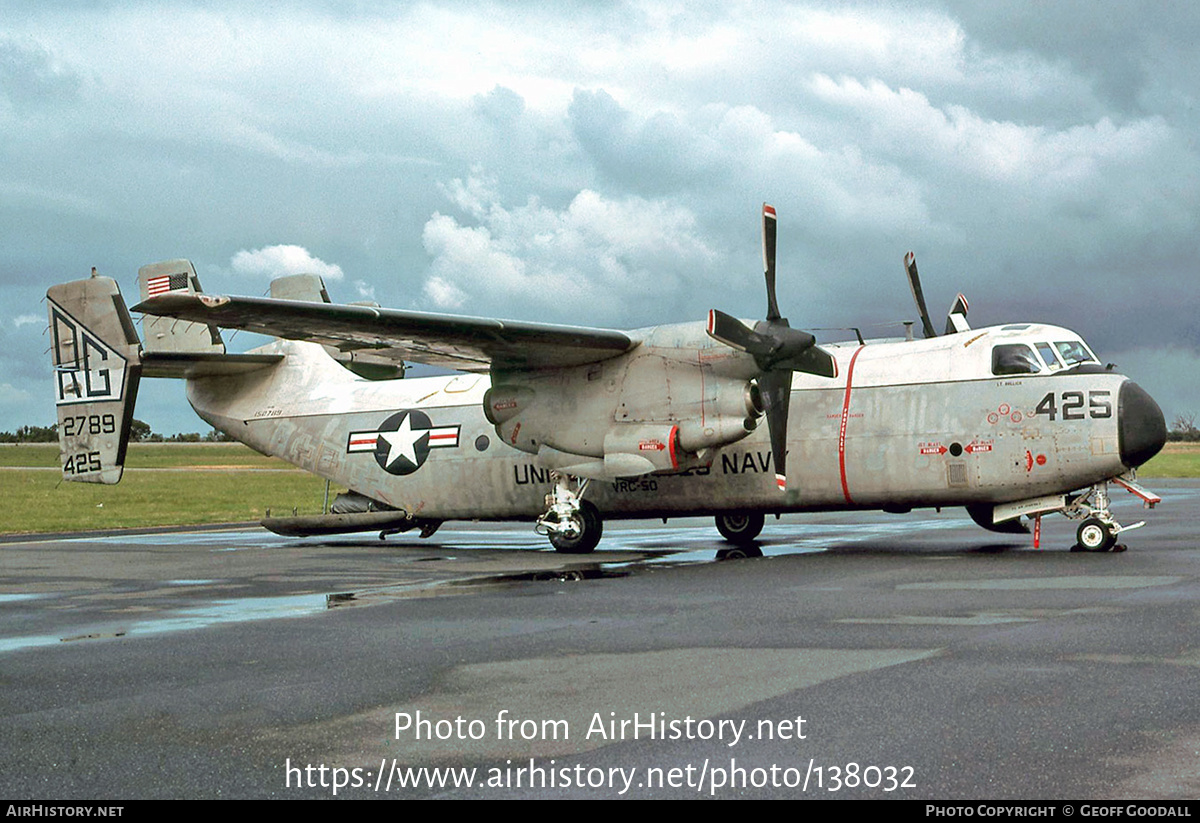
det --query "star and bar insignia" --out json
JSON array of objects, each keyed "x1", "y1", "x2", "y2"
[{"x1": 347, "y1": 410, "x2": 461, "y2": 475}]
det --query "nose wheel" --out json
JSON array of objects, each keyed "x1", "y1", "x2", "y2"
[
  {"x1": 1066, "y1": 481, "x2": 1142, "y2": 552},
  {"x1": 1075, "y1": 517, "x2": 1117, "y2": 552}
]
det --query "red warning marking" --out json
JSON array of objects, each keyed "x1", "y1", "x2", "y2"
[
  {"x1": 919, "y1": 443, "x2": 947, "y2": 455},
  {"x1": 965, "y1": 441, "x2": 993, "y2": 454},
  {"x1": 639, "y1": 439, "x2": 666, "y2": 451},
  {"x1": 1036, "y1": 453, "x2": 1046, "y2": 466},
  {"x1": 986, "y1": 403, "x2": 1023, "y2": 426},
  {"x1": 1112, "y1": 476, "x2": 1161, "y2": 506},
  {"x1": 838, "y1": 346, "x2": 866, "y2": 504},
  {"x1": 1025, "y1": 450, "x2": 1034, "y2": 472}
]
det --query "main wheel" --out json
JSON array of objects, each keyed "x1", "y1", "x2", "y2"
[
  {"x1": 715, "y1": 512, "x2": 765, "y2": 545},
  {"x1": 1076, "y1": 517, "x2": 1116, "y2": 552},
  {"x1": 549, "y1": 500, "x2": 603, "y2": 554}
]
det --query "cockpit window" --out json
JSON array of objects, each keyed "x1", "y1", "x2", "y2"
[
  {"x1": 992, "y1": 344, "x2": 1042, "y2": 375},
  {"x1": 1035, "y1": 342, "x2": 1063, "y2": 371},
  {"x1": 1054, "y1": 340, "x2": 1096, "y2": 367}
]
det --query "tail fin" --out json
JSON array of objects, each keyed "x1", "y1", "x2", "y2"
[
  {"x1": 268, "y1": 273, "x2": 404, "y2": 380},
  {"x1": 138, "y1": 260, "x2": 225, "y2": 354},
  {"x1": 46, "y1": 274, "x2": 142, "y2": 484}
]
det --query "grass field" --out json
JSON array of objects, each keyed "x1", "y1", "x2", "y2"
[
  {"x1": 1, "y1": 443, "x2": 336, "y2": 534},
  {"x1": 1, "y1": 441, "x2": 1195, "y2": 535},
  {"x1": 1138, "y1": 441, "x2": 1200, "y2": 478},
  {"x1": 0, "y1": 442, "x2": 288, "y2": 469}
]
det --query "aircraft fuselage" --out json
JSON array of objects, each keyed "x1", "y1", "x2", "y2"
[{"x1": 186, "y1": 320, "x2": 1152, "y2": 525}]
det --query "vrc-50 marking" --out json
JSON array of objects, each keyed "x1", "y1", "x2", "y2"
[{"x1": 46, "y1": 205, "x2": 1166, "y2": 554}]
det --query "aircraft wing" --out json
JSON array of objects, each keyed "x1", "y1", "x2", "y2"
[{"x1": 133, "y1": 293, "x2": 636, "y2": 372}]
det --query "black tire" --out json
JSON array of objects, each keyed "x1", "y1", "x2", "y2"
[
  {"x1": 1076, "y1": 517, "x2": 1116, "y2": 552},
  {"x1": 549, "y1": 500, "x2": 603, "y2": 554},
  {"x1": 715, "y1": 512, "x2": 765, "y2": 545}
]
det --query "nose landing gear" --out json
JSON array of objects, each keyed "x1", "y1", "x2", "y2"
[
  {"x1": 1074, "y1": 516, "x2": 1119, "y2": 552},
  {"x1": 1065, "y1": 479, "x2": 1155, "y2": 552}
]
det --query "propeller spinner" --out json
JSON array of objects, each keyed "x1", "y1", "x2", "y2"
[{"x1": 706, "y1": 204, "x2": 837, "y2": 492}]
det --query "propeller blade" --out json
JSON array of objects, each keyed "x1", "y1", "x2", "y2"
[
  {"x1": 904, "y1": 251, "x2": 938, "y2": 340},
  {"x1": 707, "y1": 203, "x2": 840, "y2": 493},
  {"x1": 945, "y1": 293, "x2": 970, "y2": 334},
  {"x1": 709, "y1": 311, "x2": 836, "y2": 376},
  {"x1": 758, "y1": 369, "x2": 792, "y2": 491},
  {"x1": 707, "y1": 309, "x2": 768, "y2": 353},
  {"x1": 772, "y1": 341, "x2": 838, "y2": 378},
  {"x1": 763, "y1": 204, "x2": 781, "y2": 322}
]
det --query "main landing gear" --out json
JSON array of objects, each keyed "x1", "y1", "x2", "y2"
[
  {"x1": 713, "y1": 512, "x2": 766, "y2": 560},
  {"x1": 536, "y1": 471, "x2": 603, "y2": 554},
  {"x1": 715, "y1": 512, "x2": 765, "y2": 545}
]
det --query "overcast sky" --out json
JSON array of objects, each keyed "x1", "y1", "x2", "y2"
[{"x1": 1, "y1": 1, "x2": 1197, "y2": 434}]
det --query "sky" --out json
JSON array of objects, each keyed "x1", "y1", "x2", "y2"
[{"x1": 1, "y1": 1, "x2": 1197, "y2": 435}]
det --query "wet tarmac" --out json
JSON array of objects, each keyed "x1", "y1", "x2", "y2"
[{"x1": 2, "y1": 480, "x2": 1198, "y2": 799}]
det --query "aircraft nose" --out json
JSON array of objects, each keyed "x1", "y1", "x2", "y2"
[{"x1": 1119, "y1": 381, "x2": 1167, "y2": 469}]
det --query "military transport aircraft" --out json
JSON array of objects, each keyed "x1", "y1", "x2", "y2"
[{"x1": 46, "y1": 205, "x2": 1166, "y2": 554}]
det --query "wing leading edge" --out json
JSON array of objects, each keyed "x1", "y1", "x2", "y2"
[{"x1": 133, "y1": 293, "x2": 636, "y2": 372}]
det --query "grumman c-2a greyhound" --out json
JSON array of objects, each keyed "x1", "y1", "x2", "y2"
[{"x1": 46, "y1": 205, "x2": 1167, "y2": 554}]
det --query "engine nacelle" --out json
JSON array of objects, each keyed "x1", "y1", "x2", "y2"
[
  {"x1": 483, "y1": 351, "x2": 767, "y2": 473},
  {"x1": 677, "y1": 379, "x2": 763, "y2": 452},
  {"x1": 604, "y1": 423, "x2": 681, "y2": 473},
  {"x1": 483, "y1": 384, "x2": 534, "y2": 426}
]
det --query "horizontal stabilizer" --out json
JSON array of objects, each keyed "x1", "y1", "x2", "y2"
[{"x1": 141, "y1": 351, "x2": 284, "y2": 379}]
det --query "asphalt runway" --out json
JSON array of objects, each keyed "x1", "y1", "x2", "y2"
[{"x1": 2, "y1": 480, "x2": 1198, "y2": 799}]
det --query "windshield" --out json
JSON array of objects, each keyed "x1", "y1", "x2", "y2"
[{"x1": 1054, "y1": 340, "x2": 1097, "y2": 367}]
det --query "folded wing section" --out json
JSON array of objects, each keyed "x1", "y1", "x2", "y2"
[{"x1": 134, "y1": 293, "x2": 636, "y2": 372}]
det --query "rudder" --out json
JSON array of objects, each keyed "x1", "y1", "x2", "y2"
[
  {"x1": 46, "y1": 274, "x2": 142, "y2": 484},
  {"x1": 138, "y1": 260, "x2": 225, "y2": 354}
]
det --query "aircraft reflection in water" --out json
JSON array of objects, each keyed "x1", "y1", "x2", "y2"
[{"x1": 46, "y1": 205, "x2": 1165, "y2": 554}]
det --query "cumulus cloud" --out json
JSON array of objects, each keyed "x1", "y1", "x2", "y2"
[
  {"x1": 0, "y1": 37, "x2": 81, "y2": 113},
  {"x1": 0, "y1": 381, "x2": 32, "y2": 406},
  {"x1": 352, "y1": 280, "x2": 377, "y2": 302},
  {"x1": 229, "y1": 245, "x2": 344, "y2": 281},
  {"x1": 2, "y1": 2, "x2": 1198, "y2": 434},
  {"x1": 421, "y1": 173, "x2": 718, "y2": 322}
]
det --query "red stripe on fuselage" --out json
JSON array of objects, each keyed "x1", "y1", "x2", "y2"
[{"x1": 838, "y1": 346, "x2": 866, "y2": 504}]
